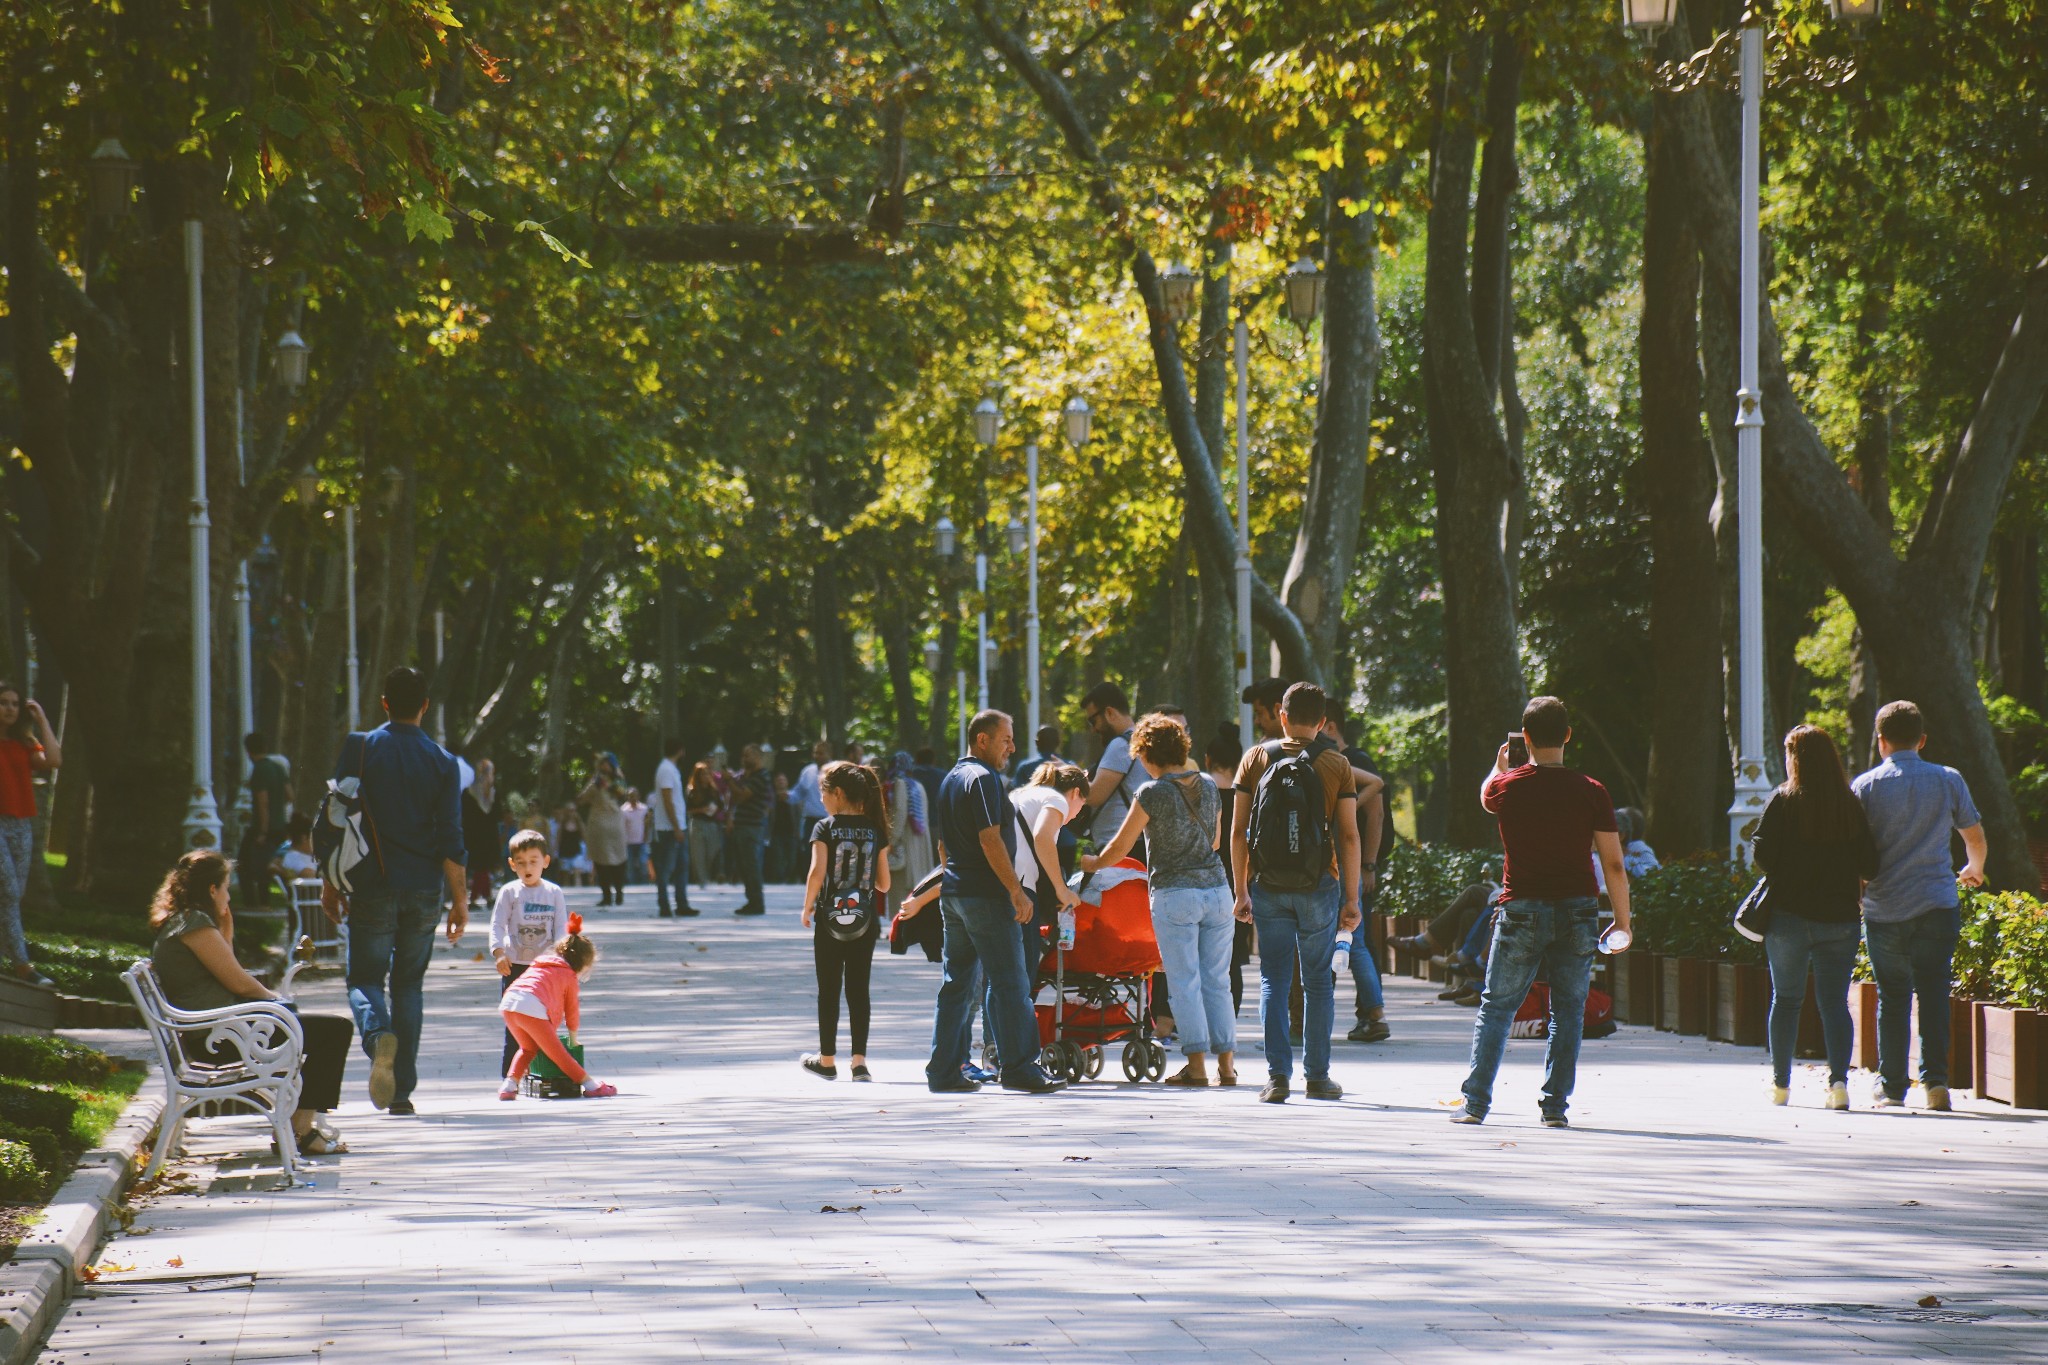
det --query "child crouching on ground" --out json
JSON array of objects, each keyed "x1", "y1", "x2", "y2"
[
  {"x1": 489, "y1": 829, "x2": 570, "y2": 1076},
  {"x1": 497, "y1": 913, "x2": 617, "y2": 1100}
]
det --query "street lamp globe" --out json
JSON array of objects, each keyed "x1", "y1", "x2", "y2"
[
  {"x1": 935, "y1": 515, "x2": 957, "y2": 559},
  {"x1": 1619, "y1": 0, "x2": 1679, "y2": 31},
  {"x1": 923, "y1": 639, "x2": 943, "y2": 674},
  {"x1": 1283, "y1": 258, "x2": 1325, "y2": 331},
  {"x1": 1005, "y1": 517, "x2": 1027, "y2": 556},
  {"x1": 88, "y1": 139, "x2": 138, "y2": 220},
  {"x1": 274, "y1": 330, "x2": 311, "y2": 390},
  {"x1": 974, "y1": 397, "x2": 1001, "y2": 448},
  {"x1": 1062, "y1": 395, "x2": 1092, "y2": 450},
  {"x1": 1159, "y1": 262, "x2": 1197, "y2": 324},
  {"x1": 1827, "y1": 0, "x2": 1883, "y2": 23}
]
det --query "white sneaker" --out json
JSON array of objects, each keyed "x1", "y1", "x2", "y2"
[
  {"x1": 1770, "y1": 1084, "x2": 1790, "y2": 1107},
  {"x1": 1826, "y1": 1082, "x2": 1850, "y2": 1111},
  {"x1": 498, "y1": 1082, "x2": 519, "y2": 1101},
  {"x1": 1925, "y1": 1085, "x2": 1952, "y2": 1112}
]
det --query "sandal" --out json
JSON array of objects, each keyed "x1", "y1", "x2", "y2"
[
  {"x1": 850, "y1": 1064, "x2": 872, "y2": 1082},
  {"x1": 297, "y1": 1128, "x2": 348, "y2": 1156},
  {"x1": 802, "y1": 1054, "x2": 838, "y2": 1080},
  {"x1": 1216, "y1": 1068, "x2": 1239, "y2": 1088},
  {"x1": 1164, "y1": 1066, "x2": 1211, "y2": 1088}
]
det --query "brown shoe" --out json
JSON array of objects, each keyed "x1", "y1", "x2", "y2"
[{"x1": 1163, "y1": 1066, "x2": 1210, "y2": 1088}]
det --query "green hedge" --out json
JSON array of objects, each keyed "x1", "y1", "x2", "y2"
[
  {"x1": 1377, "y1": 840, "x2": 1496, "y2": 921},
  {"x1": 1629, "y1": 855, "x2": 1762, "y2": 964},
  {"x1": 0, "y1": 1035, "x2": 116, "y2": 1086},
  {"x1": 25, "y1": 934, "x2": 138, "y2": 1002},
  {"x1": 1956, "y1": 890, "x2": 2048, "y2": 1009}
]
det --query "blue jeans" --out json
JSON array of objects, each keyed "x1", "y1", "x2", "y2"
[
  {"x1": 1152, "y1": 885, "x2": 1237, "y2": 1056},
  {"x1": 1764, "y1": 912, "x2": 1859, "y2": 1087},
  {"x1": 732, "y1": 822, "x2": 766, "y2": 908},
  {"x1": 1459, "y1": 897, "x2": 1600, "y2": 1119},
  {"x1": 929, "y1": 894, "x2": 1040, "y2": 1086},
  {"x1": 1252, "y1": 874, "x2": 1339, "y2": 1082},
  {"x1": 1350, "y1": 889, "x2": 1384, "y2": 1016},
  {"x1": 625, "y1": 842, "x2": 646, "y2": 885},
  {"x1": 345, "y1": 889, "x2": 442, "y2": 1106},
  {"x1": 0, "y1": 816, "x2": 33, "y2": 964},
  {"x1": 651, "y1": 830, "x2": 690, "y2": 913},
  {"x1": 1866, "y1": 906, "x2": 1960, "y2": 1095}
]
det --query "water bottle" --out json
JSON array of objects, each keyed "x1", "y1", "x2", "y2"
[
  {"x1": 1058, "y1": 905, "x2": 1077, "y2": 952},
  {"x1": 1331, "y1": 929, "x2": 1354, "y2": 973},
  {"x1": 1598, "y1": 925, "x2": 1633, "y2": 956}
]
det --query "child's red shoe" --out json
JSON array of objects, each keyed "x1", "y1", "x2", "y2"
[{"x1": 581, "y1": 1081, "x2": 617, "y2": 1099}]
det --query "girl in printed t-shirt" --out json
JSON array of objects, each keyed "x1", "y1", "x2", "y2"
[
  {"x1": 800, "y1": 762, "x2": 891, "y2": 1082},
  {"x1": 497, "y1": 913, "x2": 616, "y2": 1100},
  {"x1": 489, "y1": 830, "x2": 571, "y2": 1077},
  {"x1": 0, "y1": 684, "x2": 60, "y2": 986}
]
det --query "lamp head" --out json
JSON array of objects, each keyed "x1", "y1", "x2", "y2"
[{"x1": 1062, "y1": 395, "x2": 1092, "y2": 450}]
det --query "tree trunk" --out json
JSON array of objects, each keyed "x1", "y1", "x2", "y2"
[
  {"x1": 879, "y1": 589, "x2": 921, "y2": 750},
  {"x1": 1423, "y1": 31, "x2": 1527, "y2": 848},
  {"x1": 656, "y1": 562, "x2": 681, "y2": 742},
  {"x1": 1638, "y1": 86, "x2": 1726, "y2": 858},
  {"x1": 1189, "y1": 210, "x2": 1240, "y2": 739},
  {"x1": 1671, "y1": 76, "x2": 2046, "y2": 889},
  {"x1": 928, "y1": 605, "x2": 960, "y2": 755},
  {"x1": 1283, "y1": 136, "x2": 1381, "y2": 685},
  {"x1": 1990, "y1": 532, "x2": 2044, "y2": 711},
  {"x1": 813, "y1": 555, "x2": 851, "y2": 751},
  {"x1": 534, "y1": 543, "x2": 608, "y2": 799}
]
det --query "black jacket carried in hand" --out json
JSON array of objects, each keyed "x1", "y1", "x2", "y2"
[{"x1": 1750, "y1": 791, "x2": 1879, "y2": 925}]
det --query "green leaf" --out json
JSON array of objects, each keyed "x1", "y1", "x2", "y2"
[
  {"x1": 403, "y1": 199, "x2": 456, "y2": 243},
  {"x1": 514, "y1": 220, "x2": 592, "y2": 269}
]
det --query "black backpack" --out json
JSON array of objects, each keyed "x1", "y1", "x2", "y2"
[{"x1": 1247, "y1": 738, "x2": 1334, "y2": 891}]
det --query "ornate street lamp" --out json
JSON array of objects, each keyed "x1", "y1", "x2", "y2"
[
  {"x1": 1005, "y1": 517, "x2": 1026, "y2": 556},
  {"x1": 923, "y1": 639, "x2": 943, "y2": 674},
  {"x1": 88, "y1": 139, "x2": 138, "y2": 220},
  {"x1": 934, "y1": 515, "x2": 957, "y2": 559},
  {"x1": 296, "y1": 468, "x2": 320, "y2": 506},
  {"x1": 1619, "y1": 0, "x2": 1679, "y2": 31},
  {"x1": 1159, "y1": 262, "x2": 1197, "y2": 324},
  {"x1": 1828, "y1": 0, "x2": 1883, "y2": 24},
  {"x1": 1283, "y1": 258, "x2": 1325, "y2": 331},
  {"x1": 974, "y1": 397, "x2": 1001, "y2": 448},
  {"x1": 274, "y1": 330, "x2": 311, "y2": 390},
  {"x1": 1062, "y1": 396, "x2": 1092, "y2": 450}
]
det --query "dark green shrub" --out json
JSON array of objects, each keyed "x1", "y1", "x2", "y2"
[
  {"x1": 24, "y1": 936, "x2": 138, "y2": 1002},
  {"x1": 0, "y1": 1034, "x2": 116, "y2": 1085},
  {"x1": 0, "y1": 1121, "x2": 61, "y2": 1179},
  {"x1": 0, "y1": 1139, "x2": 45, "y2": 1202},
  {"x1": 1630, "y1": 855, "x2": 1758, "y2": 962},
  {"x1": 1378, "y1": 840, "x2": 1496, "y2": 921},
  {"x1": 0, "y1": 1079, "x2": 81, "y2": 1135}
]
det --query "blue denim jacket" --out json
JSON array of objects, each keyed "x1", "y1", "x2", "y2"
[{"x1": 334, "y1": 723, "x2": 466, "y2": 896}]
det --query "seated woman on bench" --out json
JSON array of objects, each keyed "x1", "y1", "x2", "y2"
[{"x1": 149, "y1": 851, "x2": 355, "y2": 1156}]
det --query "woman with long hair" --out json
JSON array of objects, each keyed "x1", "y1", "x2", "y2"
[
  {"x1": 800, "y1": 762, "x2": 891, "y2": 1081},
  {"x1": 1751, "y1": 725, "x2": 1879, "y2": 1111},
  {"x1": 0, "y1": 683, "x2": 59, "y2": 984},
  {"x1": 149, "y1": 851, "x2": 355, "y2": 1154}
]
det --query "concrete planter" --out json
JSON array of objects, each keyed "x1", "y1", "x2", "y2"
[
  {"x1": 1712, "y1": 962, "x2": 1768, "y2": 1047},
  {"x1": 1659, "y1": 957, "x2": 1712, "y2": 1036},
  {"x1": 1974, "y1": 1004, "x2": 2047, "y2": 1110}
]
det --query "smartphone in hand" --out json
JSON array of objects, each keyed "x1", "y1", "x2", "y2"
[{"x1": 1506, "y1": 732, "x2": 1529, "y2": 767}]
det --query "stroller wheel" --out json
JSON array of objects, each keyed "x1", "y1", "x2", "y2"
[
  {"x1": 1085, "y1": 1046, "x2": 1104, "y2": 1080},
  {"x1": 1121, "y1": 1041, "x2": 1147, "y2": 1082},
  {"x1": 1146, "y1": 1041, "x2": 1169, "y2": 1080},
  {"x1": 1061, "y1": 1041, "x2": 1086, "y2": 1083},
  {"x1": 1039, "y1": 1043, "x2": 1065, "y2": 1074}
]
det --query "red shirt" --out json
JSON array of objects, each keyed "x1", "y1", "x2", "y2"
[
  {"x1": 1481, "y1": 763, "x2": 1616, "y2": 901},
  {"x1": 0, "y1": 739, "x2": 39, "y2": 820}
]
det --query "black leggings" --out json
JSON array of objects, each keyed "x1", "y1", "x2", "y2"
[
  {"x1": 816, "y1": 927, "x2": 878, "y2": 1056},
  {"x1": 594, "y1": 863, "x2": 626, "y2": 902}
]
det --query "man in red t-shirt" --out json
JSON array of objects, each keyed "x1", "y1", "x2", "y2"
[{"x1": 1450, "y1": 696, "x2": 1632, "y2": 1129}]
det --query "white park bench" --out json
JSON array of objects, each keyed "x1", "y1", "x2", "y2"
[{"x1": 122, "y1": 960, "x2": 306, "y2": 1182}]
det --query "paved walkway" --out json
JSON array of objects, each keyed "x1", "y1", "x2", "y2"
[{"x1": 44, "y1": 880, "x2": 2048, "y2": 1362}]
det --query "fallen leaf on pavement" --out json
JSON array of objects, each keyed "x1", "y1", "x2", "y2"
[
  {"x1": 166, "y1": 1256, "x2": 183, "y2": 1268},
  {"x1": 1918, "y1": 1295, "x2": 1942, "y2": 1308},
  {"x1": 819, "y1": 1204, "x2": 864, "y2": 1214}
]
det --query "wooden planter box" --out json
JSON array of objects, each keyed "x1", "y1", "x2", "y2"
[
  {"x1": 1974, "y1": 1004, "x2": 2048, "y2": 1109},
  {"x1": 1950, "y1": 995, "x2": 1975, "y2": 1090},
  {"x1": 1712, "y1": 962, "x2": 1769, "y2": 1047},
  {"x1": 1618, "y1": 951, "x2": 1659, "y2": 1027},
  {"x1": 1851, "y1": 981, "x2": 1880, "y2": 1071},
  {"x1": 1660, "y1": 957, "x2": 1712, "y2": 1036}
]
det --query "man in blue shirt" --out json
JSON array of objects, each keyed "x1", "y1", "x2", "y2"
[
  {"x1": 322, "y1": 667, "x2": 468, "y2": 1115},
  {"x1": 926, "y1": 710, "x2": 1065, "y2": 1095},
  {"x1": 1852, "y1": 700, "x2": 1989, "y2": 1112}
]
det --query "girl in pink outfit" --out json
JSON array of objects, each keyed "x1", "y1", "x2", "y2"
[{"x1": 498, "y1": 914, "x2": 618, "y2": 1100}]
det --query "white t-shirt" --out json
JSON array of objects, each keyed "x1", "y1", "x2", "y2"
[
  {"x1": 619, "y1": 802, "x2": 649, "y2": 845},
  {"x1": 1010, "y1": 786, "x2": 1069, "y2": 893},
  {"x1": 280, "y1": 848, "x2": 318, "y2": 878},
  {"x1": 489, "y1": 878, "x2": 570, "y2": 965},
  {"x1": 651, "y1": 758, "x2": 686, "y2": 833}
]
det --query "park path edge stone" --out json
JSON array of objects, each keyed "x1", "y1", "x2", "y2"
[{"x1": 0, "y1": 1077, "x2": 161, "y2": 1365}]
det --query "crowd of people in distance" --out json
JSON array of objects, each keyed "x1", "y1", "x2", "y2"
[{"x1": 127, "y1": 662, "x2": 1992, "y2": 1154}]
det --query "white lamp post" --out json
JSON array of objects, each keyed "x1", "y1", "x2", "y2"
[
  {"x1": 973, "y1": 404, "x2": 1001, "y2": 717},
  {"x1": 181, "y1": 220, "x2": 220, "y2": 852},
  {"x1": 1623, "y1": 0, "x2": 1879, "y2": 859},
  {"x1": 231, "y1": 385, "x2": 254, "y2": 842}
]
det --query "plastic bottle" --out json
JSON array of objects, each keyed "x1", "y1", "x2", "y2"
[
  {"x1": 1331, "y1": 929, "x2": 1355, "y2": 973},
  {"x1": 1058, "y1": 905, "x2": 1077, "y2": 952},
  {"x1": 1598, "y1": 925, "x2": 1633, "y2": 956}
]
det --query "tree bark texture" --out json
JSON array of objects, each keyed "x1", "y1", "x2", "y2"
[
  {"x1": 1638, "y1": 86, "x2": 1727, "y2": 859},
  {"x1": 1670, "y1": 82, "x2": 2047, "y2": 890},
  {"x1": 1189, "y1": 210, "x2": 1242, "y2": 741},
  {"x1": 812, "y1": 555, "x2": 852, "y2": 751},
  {"x1": 1422, "y1": 32, "x2": 1528, "y2": 848},
  {"x1": 1283, "y1": 136, "x2": 1382, "y2": 685}
]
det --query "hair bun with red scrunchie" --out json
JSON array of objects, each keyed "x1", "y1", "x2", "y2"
[{"x1": 566, "y1": 912, "x2": 584, "y2": 935}]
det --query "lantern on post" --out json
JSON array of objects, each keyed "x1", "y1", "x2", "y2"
[
  {"x1": 1827, "y1": 0, "x2": 1882, "y2": 24},
  {"x1": 1005, "y1": 517, "x2": 1027, "y2": 556},
  {"x1": 935, "y1": 516, "x2": 957, "y2": 560},
  {"x1": 88, "y1": 139, "x2": 138, "y2": 220},
  {"x1": 296, "y1": 469, "x2": 320, "y2": 506},
  {"x1": 1159, "y1": 263, "x2": 1197, "y2": 324},
  {"x1": 923, "y1": 639, "x2": 943, "y2": 674},
  {"x1": 1283, "y1": 258, "x2": 1325, "y2": 332},
  {"x1": 274, "y1": 330, "x2": 311, "y2": 390},
  {"x1": 1062, "y1": 396, "x2": 1092, "y2": 450},
  {"x1": 974, "y1": 397, "x2": 1001, "y2": 448},
  {"x1": 1619, "y1": 0, "x2": 1680, "y2": 31}
]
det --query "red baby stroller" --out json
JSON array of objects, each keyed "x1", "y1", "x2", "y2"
[{"x1": 1032, "y1": 857, "x2": 1168, "y2": 1083}]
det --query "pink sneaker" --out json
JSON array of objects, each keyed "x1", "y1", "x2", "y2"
[
  {"x1": 498, "y1": 1084, "x2": 519, "y2": 1101},
  {"x1": 581, "y1": 1082, "x2": 617, "y2": 1099}
]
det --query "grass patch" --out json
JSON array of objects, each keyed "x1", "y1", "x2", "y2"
[{"x1": 0, "y1": 1040, "x2": 143, "y2": 1205}]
